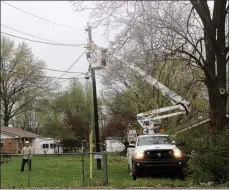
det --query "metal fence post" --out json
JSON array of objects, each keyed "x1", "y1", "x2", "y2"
[
  {"x1": 103, "y1": 152, "x2": 108, "y2": 185},
  {"x1": 89, "y1": 131, "x2": 93, "y2": 179},
  {"x1": 27, "y1": 154, "x2": 30, "y2": 187},
  {"x1": 82, "y1": 153, "x2": 85, "y2": 182}
]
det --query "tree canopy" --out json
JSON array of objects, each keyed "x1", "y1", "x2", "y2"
[
  {"x1": 0, "y1": 36, "x2": 53, "y2": 127},
  {"x1": 40, "y1": 80, "x2": 93, "y2": 147}
]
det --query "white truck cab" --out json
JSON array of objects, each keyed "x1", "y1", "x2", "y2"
[{"x1": 127, "y1": 133, "x2": 185, "y2": 180}]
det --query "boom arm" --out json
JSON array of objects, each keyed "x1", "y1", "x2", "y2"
[
  {"x1": 114, "y1": 56, "x2": 190, "y2": 112},
  {"x1": 114, "y1": 56, "x2": 190, "y2": 133}
]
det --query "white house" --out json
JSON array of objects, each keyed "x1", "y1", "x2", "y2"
[
  {"x1": 32, "y1": 137, "x2": 63, "y2": 154},
  {"x1": 105, "y1": 138, "x2": 125, "y2": 152}
]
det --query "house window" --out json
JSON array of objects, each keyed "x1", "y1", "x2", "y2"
[
  {"x1": 0, "y1": 139, "x2": 3, "y2": 147},
  {"x1": 50, "y1": 143, "x2": 56, "y2": 149},
  {"x1": 42, "y1": 144, "x2": 49, "y2": 149}
]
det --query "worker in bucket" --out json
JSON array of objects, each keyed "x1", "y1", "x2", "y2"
[{"x1": 20, "y1": 141, "x2": 33, "y2": 172}]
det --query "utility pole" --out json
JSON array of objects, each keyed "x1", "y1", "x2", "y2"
[
  {"x1": 85, "y1": 74, "x2": 93, "y2": 177},
  {"x1": 85, "y1": 23, "x2": 101, "y2": 170},
  {"x1": 0, "y1": 60, "x2": 2, "y2": 129}
]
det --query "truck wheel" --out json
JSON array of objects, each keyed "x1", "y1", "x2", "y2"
[
  {"x1": 132, "y1": 164, "x2": 139, "y2": 180},
  {"x1": 133, "y1": 175, "x2": 137, "y2": 180},
  {"x1": 178, "y1": 169, "x2": 185, "y2": 180}
]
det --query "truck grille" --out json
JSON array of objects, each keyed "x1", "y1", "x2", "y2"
[{"x1": 144, "y1": 149, "x2": 174, "y2": 161}]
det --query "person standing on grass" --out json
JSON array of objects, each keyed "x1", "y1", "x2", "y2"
[{"x1": 20, "y1": 141, "x2": 33, "y2": 172}]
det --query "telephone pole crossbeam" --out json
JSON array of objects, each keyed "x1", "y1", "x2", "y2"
[{"x1": 86, "y1": 23, "x2": 101, "y2": 170}]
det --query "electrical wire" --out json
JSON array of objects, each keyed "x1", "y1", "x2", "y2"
[
  {"x1": 1, "y1": 52, "x2": 88, "y2": 84},
  {"x1": 16, "y1": 64, "x2": 87, "y2": 74},
  {"x1": 1, "y1": 24, "x2": 84, "y2": 46},
  {"x1": 2, "y1": 70, "x2": 86, "y2": 80},
  {"x1": 2, "y1": 24, "x2": 59, "y2": 43},
  {"x1": 1, "y1": 32, "x2": 86, "y2": 47},
  {"x1": 56, "y1": 50, "x2": 87, "y2": 81},
  {"x1": 37, "y1": 67, "x2": 85, "y2": 74},
  {"x1": 2, "y1": 1, "x2": 85, "y2": 31}
]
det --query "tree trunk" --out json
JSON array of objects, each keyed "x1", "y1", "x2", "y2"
[
  {"x1": 206, "y1": 79, "x2": 227, "y2": 132},
  {"x1": 200, "y1": 0, "x2": 228, "y2": 133},
  {"x1": 4, "y1": 117, "x2": 9, "y2": 127}
]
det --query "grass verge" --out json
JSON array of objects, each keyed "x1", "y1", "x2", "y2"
[{"x1": 0, "y1": 155, "x2": 228, "y2": 188}]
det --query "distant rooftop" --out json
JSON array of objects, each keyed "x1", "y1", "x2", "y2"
[{"x1": 0, "y1": 127, "x2": 39, "y2": 138}]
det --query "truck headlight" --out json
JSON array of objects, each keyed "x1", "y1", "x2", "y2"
[
  {"x1": 135, "y1": 150, "x2": 144, "y2": 159},
  {"x1": 173, "y1": 149, "x2": 182, "y2": 159}
]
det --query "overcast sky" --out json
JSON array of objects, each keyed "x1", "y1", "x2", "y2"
[
  {"x1": 1, "y1": 1, "x2": 114, "y2": 92},
  {"x1": 1, "y1": 1, "x2": 215, "y2": 94}
]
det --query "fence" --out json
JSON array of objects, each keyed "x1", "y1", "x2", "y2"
[
  {"x1": 0, "y1": 152, "x2": 108, "y2": 188},
  {"x1": 1, "y1": 151, "x2": 193, "y2": 188}
]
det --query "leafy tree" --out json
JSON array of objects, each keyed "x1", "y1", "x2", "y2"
[
  {"x1": 40, "y1": 80, "x2": 93, "y2": 148},
  {"x1": 102, "y1": 57, "x2": 208, "y2": 134},
  {"x1": 186, "y1": 130, "x2": 229, "y2": 184},
  {"x1": 154, "y1": 59, "x2": 209, "y2": 131},
  {"x1": 0, "y1": 36, "x2": 52, "y2": 127},
  {"x1": 103, "y1": 114, "x2": 137, "y2": 145}
]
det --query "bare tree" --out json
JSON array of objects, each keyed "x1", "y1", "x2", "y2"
[{"x1": 72, "y1": 1, "x2": 228, "y2": 132}]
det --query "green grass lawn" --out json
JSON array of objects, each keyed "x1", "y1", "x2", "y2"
[{"x1": 0, "y1": 155, "x2": 228, "y2": 188}]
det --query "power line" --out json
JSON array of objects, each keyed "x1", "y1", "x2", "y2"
[
  {"x1": 1, "y1": 32, "x2": 86, "y2": 47},
  {"x1": 2, "y1": 24, "x2": 58, "y2": 43},
  {"x1": 2, "y1": 24, "x2": 84, "y2": 46},
  {"x1": 3, "y1": 70, "x2": 86, "y2": 80},
  {"x1": 37, "y1": 67, "x2": 86, "y2": 74},
  {"x1": 1, "y1": 52, "x2": 88, "y2": 82},
  {"x1": 4, "y1": 63, "x2": 87, "y2": 74},
  {"x1": 56, "y1": 50, "x2": 87, "y2": 81},
  {"x1": 2, "y1": 1, "x2": 85, "y2": 31}
]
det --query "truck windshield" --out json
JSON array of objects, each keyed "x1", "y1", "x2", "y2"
[{"x1": 137, "y1": 136, "x2": 172, "y2": 146}]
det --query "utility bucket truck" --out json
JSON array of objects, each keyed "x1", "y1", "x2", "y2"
[{"x1": 114, "y1": 56, "x2": 189, "y2": 180}]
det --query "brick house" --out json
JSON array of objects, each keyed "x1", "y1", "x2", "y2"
[{"x1": 0, "y1": 127, "x2": 39, "y2": 154}]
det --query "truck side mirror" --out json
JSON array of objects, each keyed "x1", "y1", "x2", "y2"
[
  {"x1": 125, "y1": 142, "x2": 129, "y2": 147},
  {"x1": 172, "y1": 140, "x2": 176, "y2": 145},
  {"x1": 127, "y1": 145, "x2": 135, "y2": 148},
  {"x1": 125, "y1": 142, "x2": 135, "y2": 148}
]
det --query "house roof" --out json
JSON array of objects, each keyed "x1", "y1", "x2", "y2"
[{"x1": 0, "y1": 127, "x2": 39, "y2": 138}]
